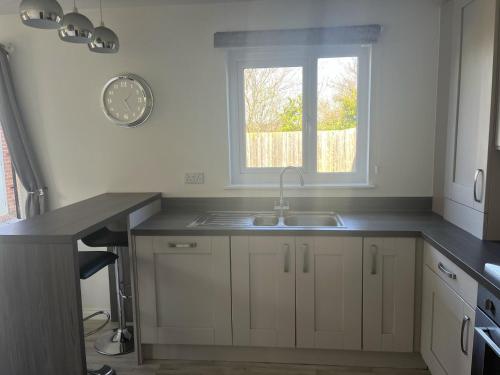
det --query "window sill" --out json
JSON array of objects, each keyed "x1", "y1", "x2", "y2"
[{"x1": 225, "y1": 183, "x2": 376, "y2": 190}]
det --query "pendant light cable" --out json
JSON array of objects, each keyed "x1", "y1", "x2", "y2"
[{"x1": 99, "y1": 0, "x2": 104, "y2": 26}]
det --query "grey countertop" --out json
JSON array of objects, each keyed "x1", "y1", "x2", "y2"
[
  {"x1": 0, "y1": 192, "x2": 161, "y2": 242},
  {"x1": 133, "y1": 209, "x2": 500, "y2": 299}
]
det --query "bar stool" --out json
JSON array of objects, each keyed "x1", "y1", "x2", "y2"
[
  {"x1": 82, "y1": 227, "x2": 134, "y2": 356},
  {"x1": 79, "y1": 250, "x2": 118, "y2": 375}
]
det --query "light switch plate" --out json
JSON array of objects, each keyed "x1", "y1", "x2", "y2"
[{"x1": 185, "y1": 172, "x2": 205, "y2": 184}]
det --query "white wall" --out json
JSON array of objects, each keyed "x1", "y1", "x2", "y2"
[{"x1": 0, "y1": 0, "x2": 440, "y2": 211}]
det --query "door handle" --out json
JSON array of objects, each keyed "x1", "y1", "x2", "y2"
[
  {"x1": 474, "y1": 169, "x2": 484, "y2": 203},
  {"x1": 370, "y1": 244, "x2": 378, "y2": 275},
  {"x1": 438, "y1": 262, "x2": 457, "y2": 280},
  {"x1": 302, "y1": 244, "x2": 309, "y2": 273},
  {"x1": 283, "y1": 244, "x2": 290, "y2": 273},
  {"x1": 168, "y1": 242, "x2": 197, "y2": 248},
  {"x1": 461, "y1": 315, "x2": 471, "y2": 355}
]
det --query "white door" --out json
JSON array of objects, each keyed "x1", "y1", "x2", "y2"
[
  {"x1": 421, "y1": 266, "x2": 475, "y2": 375},
  {"x1": 135, "y1": 236, "x2": 232, "y2": 345},
  {"x1": 445, "y1": 0, "x2": 497, "y2": 212},
  {"x1": 363, "y1": 238, "x2": 416, "y2": 352},
  {"x1": 296, "y1": 237, "x2": 362, "y2": 350},
  {"x1": 231, "y1": 236, "x2": 295, "y2": 347}
]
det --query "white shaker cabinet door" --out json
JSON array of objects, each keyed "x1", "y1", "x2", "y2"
[
  {"x1": 363, "y1": 238, "x2": 416, "y2": 352},
  {"x1": 231, "y1": 236, "x2": 296, "y2": 348},
  {"x1": 421, "y1": 265, "x2": 475, "y2": 375},
  {"x1": 295, "y1": 237, "x2": 363, "y2": 350},
  {"x1": 135, "y1": 236, "x2": 232, "y2": 346},
  {"x1": 445, "y1": 0, "x2": 497, "y2": 212}
]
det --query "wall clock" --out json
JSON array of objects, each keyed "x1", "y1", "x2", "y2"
[{"x1": 101, "y1": 73, "x2": 154, "y2": 127}]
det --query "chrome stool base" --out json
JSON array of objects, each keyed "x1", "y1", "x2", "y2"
[
  {"x1": 87, "y1": 365, "x2": 116, "y2": 375},
  {"x1": 95, "y1": 326, "x2": 134, "y2": 356}
]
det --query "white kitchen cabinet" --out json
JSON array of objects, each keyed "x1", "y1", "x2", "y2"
[
  {"x1": 295, "y1": 237, "x2": 362, "y2": 350},
  {"x1": 231, "y1": 236, "x2": 296, "y2": 347},
  {"x1": 442, "y1": 0, "x2": 500, "y2": 239},
  {"x1": 445, "y1": 0, "x2": 496, "y2": 212},
  {"x1": 135, "y1": 236, "x2": 232, "y2": 346},
  {"x1": 363, "y1": 238, "x2": 416, "y2": 352},
  {"x1": 421, "y1": 265, "x2": 476, "y2": 375}
]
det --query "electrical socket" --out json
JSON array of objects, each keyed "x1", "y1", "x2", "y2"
[{"x1": 185, "y1": 172, "x2": 205, "y2": 184}]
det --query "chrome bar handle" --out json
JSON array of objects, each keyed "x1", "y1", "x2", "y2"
[
  {"x1": 370, "y1": 244, "x2": 378, "y2": 275},
  {"x1": 302, "y1": 244, "x2": 309, "y2": 273},
  {"x1": 283, "y1": 244, "x2": 290, "y2": 273},
  {"x1": 438, "y1": 262, "x2": 457, "y2": 279},
  {"x1": 474, "y1": 169, "x2": 484, "y2": 203},
  {"x1": 168, "y1": 242, "x2": 197, "y2": 248},
  {"x1": 461, "y1": 315, "x2": 471, "y2": 355}
]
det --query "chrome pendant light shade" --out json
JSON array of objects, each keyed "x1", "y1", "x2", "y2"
[
  {"x1": 89, "y1": 0, "x2": 119, "y2": 53},
  {"x1": 88, "y1": 25, "x2": 119, "y2": 53},
  {"x1": 19, "y1": 0, "x2": 64, "y2": 29},
  {"x1": 58, "y1": 6, "x2": 94, "y2": 43}
]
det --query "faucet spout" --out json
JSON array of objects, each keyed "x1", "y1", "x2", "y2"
[{"x1": 276, "y1": 166, "x2": 305, "y2": 217}]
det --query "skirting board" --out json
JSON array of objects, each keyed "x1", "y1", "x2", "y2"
[{"x1": 142, "y1": 344, "x2": 427, "y2": 369}]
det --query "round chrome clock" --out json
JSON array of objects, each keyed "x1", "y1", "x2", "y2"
[{"x1": 101, "y1": 74, "x2": 153, "y2": 127}]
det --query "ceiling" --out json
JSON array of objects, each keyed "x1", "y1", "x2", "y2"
[
  {"x1": 0, "y1": 0, "x2": 449, "y2": 16},
  {"x1": 0, "y1": 0, "x2": 264, "y2": 15}
]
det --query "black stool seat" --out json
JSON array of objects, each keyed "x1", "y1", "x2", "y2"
[
  {"x1": 82, "y1": 227, "x2": 128, "y2": 248},
  {"x1": 79, "y1": 251, "x2": 118, "y2": 280}
]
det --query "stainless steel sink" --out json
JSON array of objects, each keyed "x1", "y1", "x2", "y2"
[
  {"x1": 283, "y1": 212, "x2": 344, "y2": 227},
  {"x1": 253, "y1": 214, "x2": 279, "y2": 227},
  {"x1": 189, "y1": 211, "x2": 344, "y2": 228}
]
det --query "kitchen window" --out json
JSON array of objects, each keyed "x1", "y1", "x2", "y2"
[{"x1": 227, "y1": 45, "x2": 371, "y2": 186}]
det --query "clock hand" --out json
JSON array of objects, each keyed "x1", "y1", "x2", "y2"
[{"x1": 123, "y1": 98, "x2": 132, "y2": 112}]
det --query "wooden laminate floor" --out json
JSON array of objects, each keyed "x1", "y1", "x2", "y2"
[{"x1": 85, "y1": 322, "x2": 431, "y2": 375}]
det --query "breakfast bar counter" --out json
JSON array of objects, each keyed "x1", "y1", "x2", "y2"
[{"x1": 0, "y1": 192, "x2": 162, "y2": 375}]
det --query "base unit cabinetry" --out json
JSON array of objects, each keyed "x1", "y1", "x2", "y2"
[
  {"x1": 363, "y1": 238, "x2": 416, "y2": 352},
  {"x1": 135, "y1": 236, "x2": 232, "y2": 346},
  {"x1": 230, "y1": 236, "x2": 296, "y2": 348},
  {"x1": 421, "y1": 242, "x2": 477, "y2": 375},
  {"x1": 135, "y1": 234, "x2": 417, "y2": 356},
  {"x1": 295, "y1": 236, "x2": 363, "y2": 350},
  {"x1": 231, "y1": 236, "x2": 363, "y2": 349}
]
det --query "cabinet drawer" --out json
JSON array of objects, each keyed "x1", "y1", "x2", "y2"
[{"x1": 424, "y1": 242, "x2": 477, "y2": 307}]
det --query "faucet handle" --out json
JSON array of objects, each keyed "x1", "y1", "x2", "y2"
[{"x1": 274, "y1": 200, "x2": 290, "y2": 211}]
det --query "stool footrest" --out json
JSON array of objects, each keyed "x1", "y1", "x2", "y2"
[{"x1": 83, "y1": 310, "x2": 111, "y2": 337}]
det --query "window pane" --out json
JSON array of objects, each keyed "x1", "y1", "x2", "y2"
[
  {"x1": 244, "y1": 66, "x2": 303, "y2": 168},
  {"x1": 0, "y1": 127, "x2": 19, "y2": 223},
  {"x1": 317, "y1": 57, "x2": 358, "y2": 173}
]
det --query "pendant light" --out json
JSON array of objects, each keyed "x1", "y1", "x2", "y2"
[
  {"x1": 58, "y1": 0, "x2": 94, "y2": 44},
  {"x1": 19, "y1": 0, "x2": 64, "y2": 29},
  {"x1": 88, "y1": 0, "x2": 119, "y2": 53}
]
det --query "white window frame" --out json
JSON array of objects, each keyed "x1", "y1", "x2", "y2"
[{"x1": 227, "y1": 44, "x2": 372, "y2": 187}]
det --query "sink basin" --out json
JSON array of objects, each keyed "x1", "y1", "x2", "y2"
[
  {"x1": 253, "y1": 215, "x2": 279, "y2": 226},
  {"x1": 188, "y1": 211, "x2": 344, "y2": 228},
  {"x1": 283, "y1": 213, "x2": 344, "y2": 227}
]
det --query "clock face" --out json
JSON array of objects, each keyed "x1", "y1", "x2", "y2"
[{"x1": 102, "y1": 74, "x2": 153, "y2": 127}]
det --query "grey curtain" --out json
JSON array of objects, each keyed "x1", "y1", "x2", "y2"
[{"x1": 0, "y1": 45, "x2": 47, "y2": 217}]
